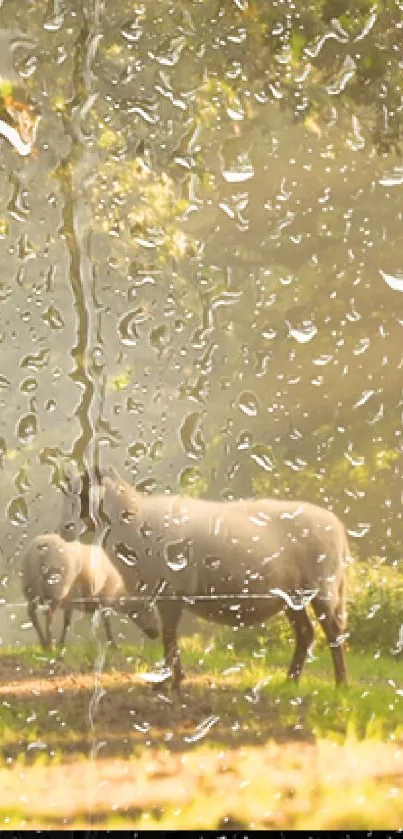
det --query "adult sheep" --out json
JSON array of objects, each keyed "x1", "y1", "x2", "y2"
[
  {"x1": 21, "y1": 532, "x2": 160, "y2": 650},
  {"x1": 61, "y1": 468, "x2": 350, "y2": 689}
]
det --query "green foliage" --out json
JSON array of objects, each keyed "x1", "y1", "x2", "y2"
[
  {"x1": 197, "y1": 560, "x2": 403, "y2": 657},
  {"x1": 252, "y1": 441, "x2": 400, "y2": 563},
  {"x1": 347, "y1": 560, "x2": 403, "y2": 654}
]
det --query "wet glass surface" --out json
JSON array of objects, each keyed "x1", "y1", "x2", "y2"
[{"x1": 0, "y1": 0, "x2": 403, "y2": 830}]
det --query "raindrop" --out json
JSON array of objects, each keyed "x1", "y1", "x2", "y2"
[
  {"x1": 15, "y1": 468, "x2": 31, "y2": 493},
  {"x1": 222, "y1": 151, "x2": 254, "y2": 183},
  {"x1": 42, "y1": 305, "x2": 64, "y2": 330},
  {"x1": 179, "y1": 465, "x2": 203, "y2": 490},
  {"x1": 7, "y1": 496, "x2": 28, "y2": 526},
  {"x1": 237, "y1": 391, "x2": 259, "y2": 417},
  {"x1": 347, "y1": 523, "x2": 371, "y2": 538},
  {"x1": 136, "y1": 478, "x2": 157, "y2": 493},
  {"x1": 44, "y1": 11, "x2": 64, "y2": 30},
  {"x1": 20, "y1": 377, "x2": 38, "y2": 393},
  {"x1": 119, "y1": 510, "x2": 136, "y2": 525},
  {"x1": 183, "y1": 715, "x2": 220, "y2": 743},
  {"x1": 286, "y1": 321, "x2": 318, "y2": 343},
  {"x1": 118, "y1": 311, "x2": 140, "y2": 346},
  {"x1": 179, "y1": 411, "x2": 205, "y2": 460},
  {"x1": 250, "y1": 444, "x2": 274, "y2": 471},
  {"x1": 0, "y1": 374, "x2": 10, "y2": 391},
  {"x1": 203, "y1": 555, "x2": 221, "y2": 570},
  {"x1": 114, "y1": 543, "x2": 138, "y2": 567},
  {"x1": 237, "y1": 431, "x2": 252, "y2": 450},
  {"x1": 379, "y1": 168, "x2": 403, "y2": 187},
  {"x1": 164, "y1": 538, "x2": 192, "y2": 572},
  {"x1": 17, "y1": 413, "x2": 37, "y2": 444},
  {"x1": 150, "y1": 438, "x2": 163, "y2": 461},
  {"x1": 20, "y1": 349, "x2": 50, "y2": 371},
  {"x1": 249, "y1": 512, "x2": 271, "y2": 527},
  {"x1": 128, "y1": 441, "x2": 148, "y2": 460},
  {"x1": 261, "y1": 327, "x2": 277, "y2": 340},
  {"x1": 344, "y1": 451, "x2": 365, "y2": 467},
  {"x1": 354, "y1": 390, "x2": 375, "y2": 408},
  {"x1": 139, "y1": 522, "x2": 152, "y2": 538},
  {"x1": 312, "y1": 354, "x2": 332, "y2": 366},
  {"x1": 150, "y1": 324, "x2": 169, "y2": 353},
  {"x1": 121, "y1": 18, "x2": 144, "y2": 42},
  {"x1": 280, "y1": 507, "x2": 304, "y2": 520},
  {"x1": 379, "y1": 269, "x2": 403, "y2": 293},
  {"x1": 141, "y1": 667, "x2": 172, "y2": 685}
]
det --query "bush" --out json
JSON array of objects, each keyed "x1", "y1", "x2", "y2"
[
  {"x1": 347, "y1": 560, "x2": 403, "y2": 655},
  {"x1": 196, "y1": 559, "x2": 403, "y2": 657}
]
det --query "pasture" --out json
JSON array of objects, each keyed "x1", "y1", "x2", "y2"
[{"x1": 0, "y1": 560, "x2": 402, "y2": 831}]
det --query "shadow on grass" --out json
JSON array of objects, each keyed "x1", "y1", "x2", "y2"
[
  {"x1": 0, "y1": 640, "x2": 400, "y2": 765},
  {"x1": 0, "y1": 648, "x2": 323, "y2": 762}
]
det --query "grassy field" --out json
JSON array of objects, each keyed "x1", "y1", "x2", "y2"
[{"x1": 0, "y1": 626, "x2": 402, "y2": 830}]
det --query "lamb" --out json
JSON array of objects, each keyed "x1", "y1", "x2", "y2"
[
  {"x1": 21, "y1": 532, "x2": 160, "y2": 649},
  {"x1": 61, "y1": 467, "x2": 350, "y2": 689}
]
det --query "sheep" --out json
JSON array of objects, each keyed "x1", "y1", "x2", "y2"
[
  {"x1": 61, "y1": 467, "x2": 350, "y2": 688},
  {"x1": 21, "y1": 532, "x2": 160, "y2": 650}
]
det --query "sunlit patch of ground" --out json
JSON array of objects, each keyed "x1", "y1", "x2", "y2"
[{"x1": 1, "y1": 738, "x2": 403, "y2": 830}]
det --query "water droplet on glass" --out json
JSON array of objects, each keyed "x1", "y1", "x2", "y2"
[
  {"x1": 164, "y1": 538, "x2": 192, "y2": 572},
  {"x1": 20, "y1": 377, "x2": 38, "y2": 393},
  {"x1": 42, "y1": 305, "x2": 64, "y2": 330},
  {"x1": 118, "y1": 311, "x2": 141, "y2": 346},
  {"x1": 20, "y1": 349, "x2": 50, "y2": 371},
  {"x1": 141, "y1": 666, "x2": 172, "y2": 685},
  {"x1": 183, "y1": 715, "x2": 220, "y2": 743},
  {"x1": 128, "y1": 441, "x2": 148, "y2": 460},
  {"x1": 0, "y1": 375, "x2": 11, "y2": 391},
  {"x1": 379, "y1": 269, "x2": 403, "y2": 293},
  {"x1": 7, "y1": 496, "x2": 28, "y2": 526},
  {"x1": 179, "y1": 411, "x2": 205, "y2": 460},
  {"x1": 139, "y1": 521, "x2": 152, "y2": 538},
  {"x1": 287, "y1": 321, "x2": 318, "y2": 343},
  {"x1": 114, "y1": 543, "x2": 138, "y2": 567},
  {"x1": 150, "y1": 325, "x2": 169, "y2": 353},
  {"x1": 203, "y1": 555, "x2": 221, "y2": 570},
  {"x1": 237, "y1": 431, "x2": 252, "y2": 450},
  {"x1": 222, "y1": 153, "x2": 254, "y2": 183},
  {"x1": 347, "y1": 523, "x2": 371, "y2": 538},
  {"x1": 237, "y1": 391, "x2": 259, "y2": 417},
  {"x1": 119, "y1": 510, "x2": 136, "y2": 525},
  {"x1": 250, "y1": 444, "x2": 274, "y2": 471},
  {"x1": 121, "y1": 18, "x2": 144, "y2": 43},
  {"x1": 17, "y1": 413, "x2": 37, "y2": 444}
]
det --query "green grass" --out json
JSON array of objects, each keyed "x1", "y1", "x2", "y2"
[
  {"x1": 0, "y1": 633, "x2": 402, "y2": 752},
  {"x1": 0, "y1": 632, "x2": 402, "y2": 830}
]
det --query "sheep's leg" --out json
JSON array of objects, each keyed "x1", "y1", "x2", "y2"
[
  {"x1": 157, "y1": 599, "x2": 184, "y2": 692},
  {"x1": 101, "y1": 609, "x2": 117, "y2": 649},
  {"x1": 27, "y1": 602, "x2": 49, "y2": 650},
  {"x1": 311, "y1": 598, "x2": 348, "y2": 686},
  {"x1": 45, "y1": 607, "x2": 55, "y2": 650},
  {"x1": 58, "y1": 605, "x2": 73, "y2": 648},
  {"x1": 285, "y1": 606, "x2": 315, "y2": 682}
]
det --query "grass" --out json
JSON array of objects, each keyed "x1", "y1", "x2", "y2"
[{"x1": 0, "y1": 630, "x2": 402, "y2": 829}]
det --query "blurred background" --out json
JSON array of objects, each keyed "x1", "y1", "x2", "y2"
[{"x1": 0, "y1": 0, "x2": 402, "y2": 649}]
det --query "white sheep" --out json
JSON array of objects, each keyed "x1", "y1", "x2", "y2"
[{"x1": 21, "y1": 532, "x2": 160, "y2": 649}]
